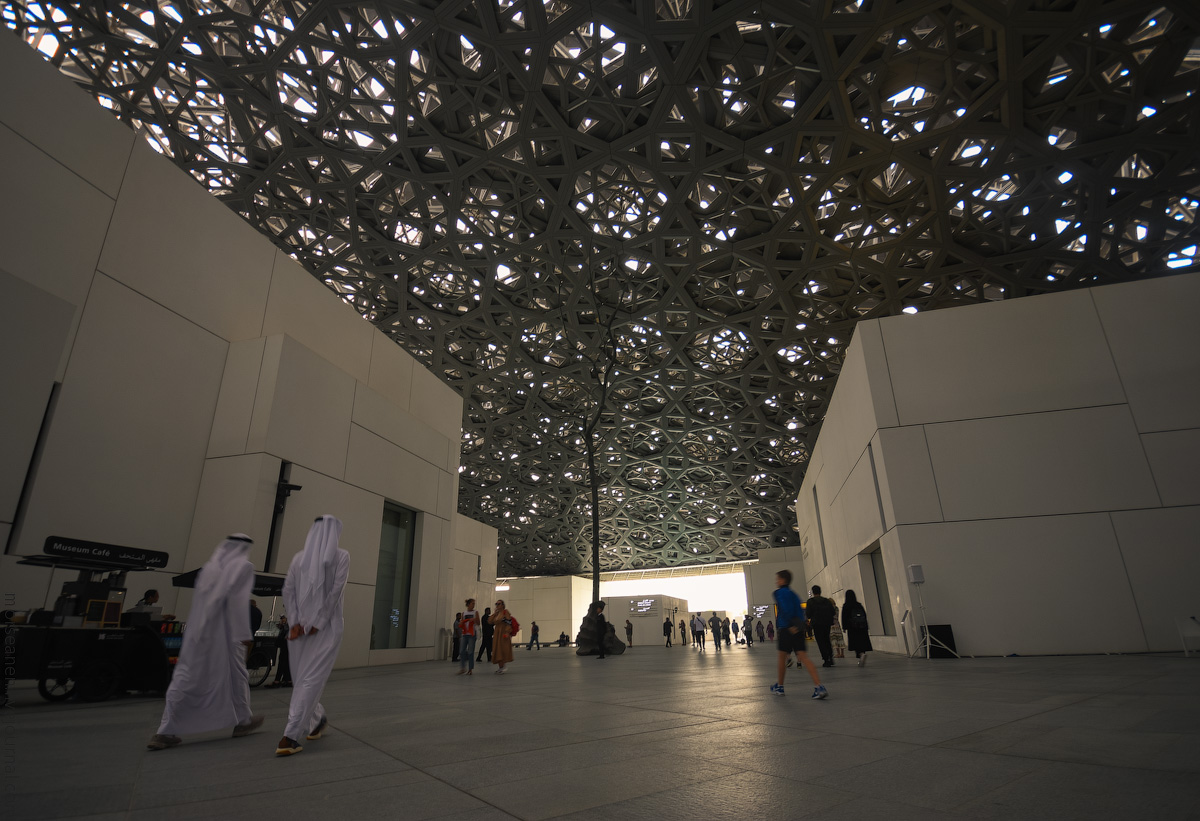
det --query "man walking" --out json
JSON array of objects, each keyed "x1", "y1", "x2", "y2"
[
  {"x1": 477, "y1": 606, "x2": 493, "y2": 662},
  {"x1": 277, "y1": 515, "x2": 350, "y2": 756},
  {"x1": 806, "y1": 585, "x2": 837, "y2": 667},
  {"x1": 708, "y1": 613, "x2": 723, "y2": 653},
  {"x1": 691, "y1": 614, "x2": 706, "y2": 651},
  {"x1": 743, "y1": 615, "x2": 754, "y2": 647},
  {"x1": 663, "y1": 617, "x2": 673, "y2": 647},
  {"x1": 771, "y1": 570, "x2": 827, "y2": 700},
  {"x1": 147, "y1": 534, "x2": 263, "y2": 750},
  {"x1": 527, "y1": 621, "x2": 541, "y2": 650}
]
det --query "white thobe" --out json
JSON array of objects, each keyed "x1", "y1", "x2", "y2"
[
  {"x1": 282, "y1": 517, "x2": 350, "y2": 741},
  {"x1": 158, "y1": 540, "x2": 254, "y2": 735}
]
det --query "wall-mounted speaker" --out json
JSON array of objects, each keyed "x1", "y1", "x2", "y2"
[{"x1": 907, "y1": 564, "x2": 925, "y2": 584}]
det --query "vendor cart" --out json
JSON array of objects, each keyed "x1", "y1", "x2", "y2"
[
  {"x1": 9, "y1": 623, "x2": 171, "y2": 702},
  {"x1": 5, "y1": 549, "x2": 174, "y2": 703}
]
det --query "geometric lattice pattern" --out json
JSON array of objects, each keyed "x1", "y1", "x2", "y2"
[{"x1": 5, "y1": 1, "x2": 1198, "y2": 576}]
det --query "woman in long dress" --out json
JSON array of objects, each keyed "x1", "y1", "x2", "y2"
[
  {"x1": 489, "y1": 599, "x2": 515, "y2": 674},
  {"x1": 842, "y1": 590, "x2": 873, "y2": 667}
]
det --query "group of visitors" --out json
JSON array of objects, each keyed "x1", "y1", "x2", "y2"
[
  {"x1": 804, "y1": 585, "x2": 872, "y2": 667},
  {"x1": 454, "y1": 598, "x2": 518, "y2": 675},
  {"x1": 147, "y1": 515, "x2": 350, "y2": 757}
]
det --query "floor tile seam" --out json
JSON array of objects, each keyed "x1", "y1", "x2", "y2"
[
  {"x1": 920, "y1": 689, "x2": 1109, "y2": 751},
  {"x1": 503, "y1": 762, "x2": 760, "y2": 821},
  {"x1": 970, "y1": 746, "x2": 1200, "y2": 777},
  {"x1": 125, "y1": 758, "x2": 420, "y2": 810},
  {"x1": 942, "y1": 762, "x2": 1052, "y2": 814},
  {"x1": 334, "y1": 722, "x2": 581, "y2": 821}
]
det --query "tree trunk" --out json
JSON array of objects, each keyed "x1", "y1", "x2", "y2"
[{"x1": 587, "y1": 430, "x2": 600, "y2": 604}]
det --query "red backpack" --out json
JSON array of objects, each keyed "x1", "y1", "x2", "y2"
[{"x1": 508, "y1": 615, "x2": 520, "y2": 636}]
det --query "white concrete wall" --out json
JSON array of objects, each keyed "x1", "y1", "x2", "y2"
[
  {"x1": 0, "y1": 33, "x2": 481, "y2": 668},
  {"x1": 600, "y1": 595, "x2": 688, "y2": 646},
  {"x1": 796, "y1": 273, "x2": 1200, "y2": 656},
  {"x1": 499, "y1": 576, "x2": 584, "y2": 647}
]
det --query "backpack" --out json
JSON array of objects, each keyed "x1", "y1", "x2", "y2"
[{"x1": 508, "y1": 615, "x2": 520, "y2": 636}]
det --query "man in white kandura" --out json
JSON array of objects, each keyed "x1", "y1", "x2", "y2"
[
  {"x1": 276, "y1": 515, "x2": 350, "y2": 756},
  {"x1": 147, "y1": 534, "x2": 263, "y2": 750}
]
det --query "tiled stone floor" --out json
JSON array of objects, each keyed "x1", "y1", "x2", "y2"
[{"x1": 5, "y1": 645, "x2": 1199, "y2": 819}]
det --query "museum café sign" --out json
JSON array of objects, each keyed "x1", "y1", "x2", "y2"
[{"x1": 43, "y1": 536, "x2": 170, "y2": 569}]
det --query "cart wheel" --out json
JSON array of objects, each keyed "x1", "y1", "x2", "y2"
[
  {"x1": 38, "y1": 675, "x2": 78, "y2": 701},
  {"x1": 77, "y1": 661, "x2": 122, "y2": 702},
  {"x1": 247, "y1": 651, "x2": 273, "y2": 688}
]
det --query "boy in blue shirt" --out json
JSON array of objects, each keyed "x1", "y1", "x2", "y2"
[{"x1": 771, "y1": 570, "x2": 828, "y2": 699}]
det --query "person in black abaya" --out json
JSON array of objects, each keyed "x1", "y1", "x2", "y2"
[{"x1": 841, "y1": 590, "x2": 873, "y2": 667}]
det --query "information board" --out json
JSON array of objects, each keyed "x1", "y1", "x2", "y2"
[{"x1": 629, "y1": 598, "x2": 659, "y2": 617}]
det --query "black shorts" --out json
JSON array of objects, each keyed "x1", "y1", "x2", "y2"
[{"x1": 778, "y1": 630, "x2": 807, "y2": 654}]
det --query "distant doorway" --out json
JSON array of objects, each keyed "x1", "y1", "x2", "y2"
[{"x1": 869, "y1": 547, "x2": 896, "y2": 636}]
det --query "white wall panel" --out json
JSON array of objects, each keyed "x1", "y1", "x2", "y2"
[
  {"x1": 184, "y1": 453, "x2": 279, "y2": 571},
  {"x1": 1139, "y1": 429, "x2": 1200, "y2": 507},
  {"x1": 98, "y1": 142, "x2": 274, "y2": 342},
  {"x1": 894, "y1": 515, "x2": 1146, "y2": 655},
  {"x1": 206, "y1": 338, "x2": 266, "y2": 458},
  {"x1": 260, "y1": 336, "x2": 356, "y2": 479},
  {"x1": 14, "y1": 275, "x2": 226, "y2": 566},
  {"x1": 0, "y1": 123, "x2": 113, "y2": 308},
  {"x1": 880, "y1": 290, "x2": 1125, "y2": 425},
  {"x1": 367, "y1": 331, "x2": 415, "y2": 413},
  {"x1": 1109, "y1": 506, "x2": 1200, "y2": 652},
  {"x1": 409, "y1": 364, "x2": 463, "y2": 441},
  {"x1": 351, "y1": 381, "x2": 446, "y2": 468},
  {"x1": 344, "y1": 425, "x2": 441, "y2": 515},
  {"x1": 271, "y1": 463, "x2": 384, "y2": 585},
  {"x1": 873, "y1": 427, "x2": 943, "y2": 526},
  {"x1": 336, "y1": 581, "x2": 374, "y2": 669},
  {"x1": 261, "y1": 251, "x2": 374, "y2": 383},
  {"x1": 409, "y1": 513, "x2": 445, "y2": 648},
  {"x1": 1091, "y1": 274, "x2": 1200, "y2": 433},
  {"x1": 925, "y1": 405, "x2": 1161, "y2": 521},
  {"x1": 0, "y1": 271, "x2": 73, "y2": 523},
  {"x1": 0, "y1": 36, "x2": 134, "y2": 197},
  {"x1": 830, "y1": 448, "x2": 886, "y2": 555}
]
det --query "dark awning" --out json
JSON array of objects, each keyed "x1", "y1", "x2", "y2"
[{"x1": 171, "y1": 569, "x2": 286, "y2": 597}]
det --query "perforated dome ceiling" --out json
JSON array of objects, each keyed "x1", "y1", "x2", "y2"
[{"x1": 6, "y1": 0, "x2": 1198, "y2": 576}]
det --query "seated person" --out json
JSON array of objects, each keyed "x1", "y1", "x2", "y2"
[
  {"x1": 558, "y1": 631, "x2": 570, "y2": 647},
  {"x1": 127, "y1": 588, "x2": 175, "y2": 621}
]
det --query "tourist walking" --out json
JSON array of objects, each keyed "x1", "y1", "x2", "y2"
[
  {"x1": 692, "y1": 614, "x2": 706, "y2": 650},
  {"x1": 527, "y1": 621, "x2": 541, "y2": 650},
  {"x1": 722, "y1": 617, "x2": 732, "y2": 647},
  {"x1": 476, "y1": 607, "x2": 493, "y2": 662},
  {"x1": 830, "y1": 605, "x2": 846, "y2": 660},
  {"x1": 841, "y1": 590, "x2": 873, "y2": 667},
  {"x1": 770, "y1": 570, "x2": 827, "y2": 699},
  {"x1": 756, "y1": 620, "x2": 765, "y2": 643},
  {"x1": 451, "y1": 612, "x2": 462, "y2": 662},
  {"x1": 277, "y1": 515, "x2": 351, "y2": 756},
  {"x1": 806, "y1": 585, "x2": 837, "y2": 667},
  {"x1": 266, "y1": 614, "x2": 292, "y2": 688},
  {"x1": 457, "y1": 600, "x2": 480, "y2": 675},
  {"x1": 147, "y1": 534, "x2": 263, "y2": 750},
  {"x1": 663, "y1": 617, "x2": 673, "y2": 647},
  {"x1": 708, "y1": 613, "x2": 723, "y2": 653},
  {"x1": 625, "y1": 619, "x2": 634, "y2": 646},
  {"x1": 489, "y1": 599, "x2": 515, "y2": 673},
  {"x1": 679, "y1": 618, "x2": 689, "y2": 646},
  {"x1": 731, "y1": 618, "x2": 740, "y2": 644},
  {"x1": 766, "y1": 621, "x2": 775, "y2": 641}
]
